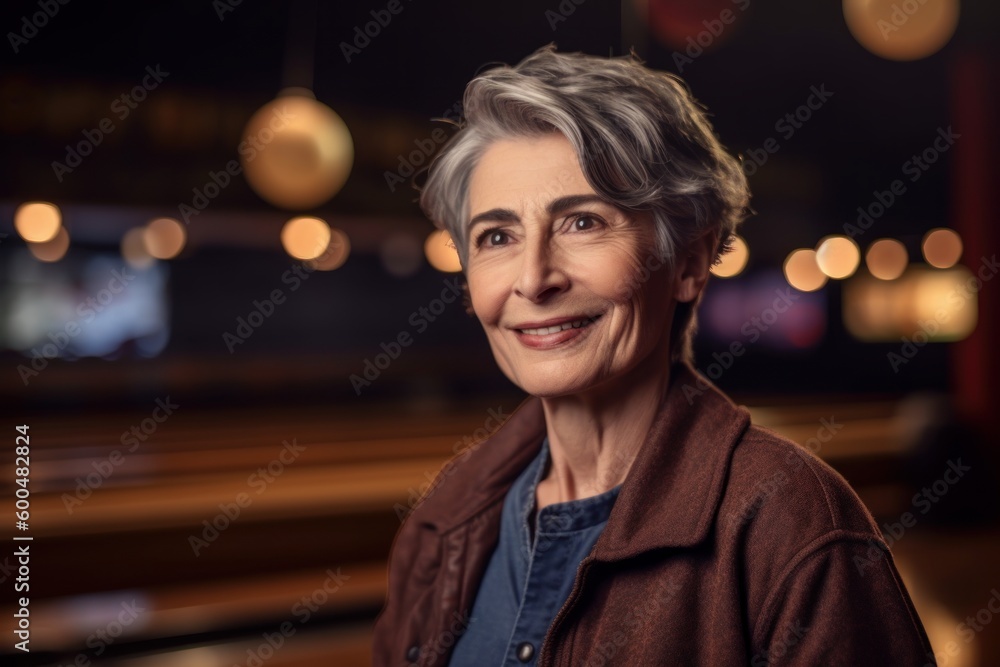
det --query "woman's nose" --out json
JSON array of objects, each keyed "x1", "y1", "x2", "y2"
[{"x1": 512, "y1": 235, "x2": 569, "y2": 303}]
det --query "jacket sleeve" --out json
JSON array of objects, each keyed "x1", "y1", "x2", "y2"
[{"x1": 750, "y1": 535, "x2": 936, "y2": 666}]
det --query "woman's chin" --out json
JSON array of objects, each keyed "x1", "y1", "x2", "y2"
[{"x1": 508, "y1": 372, "x2": 602, "y2": 400}]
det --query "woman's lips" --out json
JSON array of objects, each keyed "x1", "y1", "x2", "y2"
[{"x1": 513, "y1": 314, "x2": 603, "y2": 349}]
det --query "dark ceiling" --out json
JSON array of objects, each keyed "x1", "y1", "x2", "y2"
[{"x1": 0, "y1": 0, "x2": 996, "y2": 248}]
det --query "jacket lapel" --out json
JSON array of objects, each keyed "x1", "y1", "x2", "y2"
[{"x1": 593, "y1": 360, "x2": 752, "y2": 560}]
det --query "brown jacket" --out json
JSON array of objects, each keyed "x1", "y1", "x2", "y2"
[{"x1": 372, "y1": 361, "x2": 934, "y2": 666}]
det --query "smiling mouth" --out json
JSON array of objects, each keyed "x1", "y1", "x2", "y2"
[{"x1": 517, "y1": 314, "x2": 603, "y2": 336}]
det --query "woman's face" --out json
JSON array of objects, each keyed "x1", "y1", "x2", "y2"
[{"x1": 464, "y1": 131, "x2": 680, "y2": 399}]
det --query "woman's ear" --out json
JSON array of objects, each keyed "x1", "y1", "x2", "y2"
[{"x1": 672, "y1": 230, "x2": 718, "y2": 303}]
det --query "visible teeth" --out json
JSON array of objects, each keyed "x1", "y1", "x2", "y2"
[{"x1": 520, "y1": 316, "x2": 599, "y2": 336}]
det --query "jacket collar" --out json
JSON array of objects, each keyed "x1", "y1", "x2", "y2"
[{"x1": 414, "y1": 360, "x2": 751, "y2": 559}]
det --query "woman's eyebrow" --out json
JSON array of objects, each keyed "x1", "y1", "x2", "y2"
[
  {"x1": 546, "y1": 194, "x2": 606, "y2": 216},
  {"x1": 467, "y1": 194, "x2": 608, "y2": 230},
  {"x1": 468, "y1": 207, "x2": 520, "y2": 230}
]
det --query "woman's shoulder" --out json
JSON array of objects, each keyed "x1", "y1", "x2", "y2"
[{"x1": 720, "y1": 420, "x2": 884, "y2": 548}]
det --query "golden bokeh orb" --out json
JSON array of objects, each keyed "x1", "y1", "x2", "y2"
[
  {"x1": 27, "y1": 226, "x2": 70, "y2": 263},
  {"x1": 15, "y1": 201, "x2": 61, "y2": 243},
  {"x1": 866, "y1": 238, "x2": 908, "y2": 280},
  {"x1": 784, "y1": 248, "x2": 828, "y2": 292},
  {"x1": 241, "y1": 90, "x2": 354, "y2": 210},
  {"x1": 843, "y1": 0, "x2": 959, "y2": 61},
  {"x1": 144, "y1": 217, "x2": 187, "y2": 260},
  {"x1": 424, "y1": 230, "x2": 462, "y2": 273},
  {"x1": 711, "y1": 235, "x2": 749, "y2": 278},
  {"x1": 282, "y1": 216, "x2": 332, "y2": 261},
  {"x1": 816, "y1": 235, "x2": 861, "y2": 279},
  {"x1": 921, "y1": 228, "x2": 962, "y2": 269}
]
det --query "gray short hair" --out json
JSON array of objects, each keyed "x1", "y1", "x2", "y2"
[{"x1": 418, "y1": 44, "x2": 750, "y2": 364}]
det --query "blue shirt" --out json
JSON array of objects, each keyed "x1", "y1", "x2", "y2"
[{"x1": 448, "y1": 437, "x2": 622, "y2": 666}]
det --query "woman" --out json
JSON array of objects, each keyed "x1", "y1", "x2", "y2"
[{"x1": 373, "y1": 45, "x2": 933, "y2": 666}]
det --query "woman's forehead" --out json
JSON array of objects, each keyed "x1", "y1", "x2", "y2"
[{"x1": 468, "y1": 134, "x2": 593, "y2": 212}]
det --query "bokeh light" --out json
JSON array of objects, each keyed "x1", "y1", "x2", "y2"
[
  {"x1": 241, "y1": 89, "x2": 354, "y2": 210},
  {"x1": 27, "y1": 226, "x2": 70, "y2": 263},
  {"x1": 843, "y1": 0, "x2": 959, "y2": 61},
  {"x1": 710, "y1": 235, "x2": 749, "y2": 278},
  {"x1": 922, "y1": 227, "x2": 962, "y2": 269},
  {"x1": 143, "y1": 217, "x2": 187, "y2": 260},
  {"x1": 281, "y1": 216, "x2": 332, "y2": 261},
  {"x1": 816, "y1": 235, "x2": 860, "y2": 279},
  {"x1": 640, "y1": 0, "x2": 744, "y2": 51},
  {"x1": 424, "y1": 229, "x2": 462, "y2": 273},
  {"x1": 15, "y1": 201, "x2": 62, "y2": 243},
  {"x1": 307, "y1": 227, "x2": 351, "y2": 271},
  {"x1": 866, "y1": 238, "x2": 908, "y2": 280},
  {"x1": 844, "y1": 266, "x2": 977, "y2": 342},
  {"x1": 122, "y1": 227, "x2": 156, "y2": 269},
  {"x1": 783, "y1": 248, "x2": 828, "y2": 292}
]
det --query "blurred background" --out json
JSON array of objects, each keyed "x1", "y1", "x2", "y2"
[{"x1": 2, "y1": 0, "x2": 998, "y2": 664}]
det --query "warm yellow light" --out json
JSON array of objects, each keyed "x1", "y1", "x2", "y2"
[
  {"x1": 307, "y1": 227, "x2": 350, "y2": 271},
  {"x1": 922, "y1": 228, "x2": 962, "y2": 269},
  {"x1": 241, "y1": 89, "x2": 354, "y2": 210},
  {"x1": 424, "y1": 229, "x2": 462, "y2": 273},
  {"x1": 281, "y1": 216, "x2": 331, "y2": 261},
  {"x1": 866, "y1": 238, "x2": 908, "y2": 280},
  {"x1": 711, "y1": 235, "x2": 749, "y2": 278},
  {"x1": 122, "y1": 227, "x2": 155, "y2": 269},
  {"x1": 843, "y1": 265, "x2": 977, "y2": 342},
  {"x1": 27, "y1": 227, "x2": 70, "y2": 262},
  {"x1": 143, "y1": 217, "x2": 186, "y2": 260},
  {"x1": 843, "y1": 0, "x2": 959, "y2": 61},
  {"x1": 783, "y1": 249, "x2": 828, "y2": 292},
  {"x1": 15, "y1": 202, "x2": 61, "y2": 243},
  {"x1": 816, "y1": 235, "x2": 860, "y2": 279}
]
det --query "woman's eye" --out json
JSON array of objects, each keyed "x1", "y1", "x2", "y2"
[
  {"x1": 475, "y1": 228, "x2": 509, "y2": 247},
  {"x1": 571, "y1": 215, "x2": 600, "y2": 231}
]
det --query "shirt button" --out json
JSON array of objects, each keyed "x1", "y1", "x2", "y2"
[
  {"x1": 406, "y1": 645, "x2": 420, "y2": 662},
  {"x1": 516, "y1": 641, "x2": 535, "y2": 662}
]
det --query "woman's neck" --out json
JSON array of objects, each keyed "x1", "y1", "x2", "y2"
[{"x1": 537, "y1": 350, "x2": 675, "y2": 508}]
